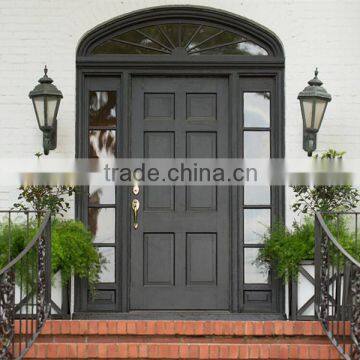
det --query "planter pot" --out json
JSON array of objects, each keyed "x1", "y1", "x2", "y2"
[
  {"x1": 290, "y1": 260, "x2": 315, "y2": 320},
  {"x1": 51, "y1": 270, "x2": 70, "y2": 318},
  {"x1": 51, "y1": 270, "x2": 63, "y2": 315},
  {"x1": 14, "y1": 270, "x2": 68, "y2": 318}
]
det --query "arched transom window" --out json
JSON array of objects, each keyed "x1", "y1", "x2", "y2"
[{"x1": 91, "y1": 23, "x2": 269, "y2": 56}]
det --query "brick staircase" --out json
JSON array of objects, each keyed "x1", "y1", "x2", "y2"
[{"x1": 21, "y1": 320, "x2": 343, "y2": 359}]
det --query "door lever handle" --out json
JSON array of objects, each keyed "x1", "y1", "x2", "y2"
[{"x1": 132, "y1": 199, "x2": 140, "y2": 229}]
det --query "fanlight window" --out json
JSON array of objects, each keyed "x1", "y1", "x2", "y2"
[{"x1": 92, "y1": 23, "x2": 269, "y2": 56}]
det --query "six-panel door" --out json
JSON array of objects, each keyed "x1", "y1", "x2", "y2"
[{"x1": 130, "y1": 77, "x2": 230, "y2": 310}]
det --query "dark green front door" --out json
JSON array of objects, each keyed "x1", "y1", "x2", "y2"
[{"x1": 130, "y1": 77, "x2": 230, "y2": 310}]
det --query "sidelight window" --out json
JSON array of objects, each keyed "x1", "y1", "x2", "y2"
[
  {"x1": 242, "y1": 87, "x2": 272, "y2": 286},
  {"x1": 88, "y1": 87, "x2": 117, "y2": 285}
]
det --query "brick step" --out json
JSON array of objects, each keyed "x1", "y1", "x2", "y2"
[
  {"x1": 34, "y1": 334, "x2": 330, "y2": 344},
  {"x1": 15, "y1": 320, "x2": 350, "y2": 337},
  {"x1": 14, "y1": 320, "x2": 345, "y2": 359},
  {"x1": 24, "y1": 341, "x2": 343, "y2": 359}
]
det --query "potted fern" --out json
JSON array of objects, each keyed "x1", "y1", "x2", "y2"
[
  {"x1": 257, "y1": 149, "x2": 359, "y2": 319},
  {"x1": 9, "y1": 171, "x2": 104, "y2": 316}
]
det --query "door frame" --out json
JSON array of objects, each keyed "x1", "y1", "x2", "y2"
[{"x1": 74, "y1": 6, "x2": 285, "y2": 318}]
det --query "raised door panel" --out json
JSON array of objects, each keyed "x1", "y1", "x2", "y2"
[
  {"x1": 143, "y1": 132, "x2": 174, "y2": 211},
  {"x1": 186, "y1": 233, "x2": 217, "y2": 286},
  {"x1": 143, "y1": 233, "x2": 175, "y2": 286},
  {"x1": 186, "y1": 132, "x2": 217, "y2": 211}
]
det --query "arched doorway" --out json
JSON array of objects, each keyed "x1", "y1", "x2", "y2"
[{"x1": 75, "y1": 6, "x2": 285, "y2": 316}]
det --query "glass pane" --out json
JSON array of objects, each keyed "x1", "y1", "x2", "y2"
[
  {"x1": 244, "y1": 131, "x2": 270, "y2": 158},
  {"x1": 33, "y1": 97, "x2": 45, "y2": 127},
  {"x1": 244, "y1": 209, "x2": 271, "y2": 244},
  {"x1": 189, "y1": 31, "x2": 242, "y2": 52},
  {"x1": 88, "y1": 208, "x2": 115, "y2": 243},
  {"x1": 314, "y1": 99, "x2": 327, "y2": 129},
  {"x1": 244, "y1": 92, "x2": 270, "y2": 127},
  {"x1": 159, "y1": 24, "x2": 180, "y2": 47},
  {"x1": 89, "y1": 130, "x2": 116, "y2": 158},
  {"x1": 196, "y1": 41, "x2": 268, "y2": 55},
  {"x1": 244, "y1": 186, "x2": 271, "y2": 205},
  {"x1": 89, "y1": 91, "x2": 116, "y2": 127},
  {"x1": 237, "y1": 42, "x2": 268, "y2": 55},
  {"x1": 301, "y1": 99, "x2": 314, "y2": 128},
  {"x1": 244, "y1": 248, "x2": 269, "y2": 284},
  {"x1": 89, "y1": 186, "x2": 115, "y2": 205},
  {"x1": 187, "y1": 26, "x2": 220, "y2": 51},
  {"x1": 46, "y1": 96, "x2": 58, "y2": 127},
  {"x1": 115, "y1": 31, "x2": 170, "y2": 52},
  {"x1": 141, "y1": 25, "x2": 173, "y2": 49},
  {"x1": 98, "y1": 247, "x2": 115, "y2": 283},
  {"x1": 92, "y1": 41, "x2": 166, "y2": 55},
  {"x1": 180, "y1": 24, "x2": 201, "y2": 47}
]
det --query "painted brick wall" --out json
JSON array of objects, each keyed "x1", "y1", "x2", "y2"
[{"x1": 0, "y1": 0, "x2": 360, "y2": 223}]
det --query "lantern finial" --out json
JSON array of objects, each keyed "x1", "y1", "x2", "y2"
[
  {"x1": 38, "y1": 65, "x2": 53, "y2": 84},
  {"x1": 315, "y1": 67, "x2": 319, "y2": 78},
  {"x1": 308, "y1": 67, "x2": 323, "y2": 87}
]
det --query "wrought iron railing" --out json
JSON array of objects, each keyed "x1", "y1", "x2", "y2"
[
  {"x1": 0, "y1": 211, "x2": 51, "y2": 359},
  {"x1": 315, "y1": 211, "x2": 360, "y2": 360}
]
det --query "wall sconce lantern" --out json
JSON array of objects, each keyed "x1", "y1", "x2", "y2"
[
  {"x1": 298, "y1": 68, "x2": 332, "y2": 156},
  {"x1": 29, "y1": 66, "x2": 63, "y2": 155}
]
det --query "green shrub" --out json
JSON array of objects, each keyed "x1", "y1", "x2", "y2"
[
  {"x1": 257, "y1": 218, "x2": 314, "y2": 282},
  {"x1": 257, "y1": 216, "x2": 359, "y2": 282},
  {"x1": 0, "y1": 221, "x2": 37, "y2": 291},
  {"x1": 4, "y1": 163, "x2": 103, "y2": 293},
  {"x1": 51, "y1": 220, "x2": 105, "y2": 291},
  {"x1": 0, "y1": 222, "x2": 36, "y2": 269},
  {"x1": 0, "y1": 219, "x2": 104, "y2": 292}
]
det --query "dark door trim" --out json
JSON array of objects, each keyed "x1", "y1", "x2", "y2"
[{"x1": 75, "y1": 6, "x2": 285, "y2": 317}]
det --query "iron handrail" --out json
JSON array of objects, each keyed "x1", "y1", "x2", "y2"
[
  {"x1": 0, "y1": 210, "x2": 52, "y2": 359},
  {"x1": 316, "y1": 212, "x2": 360, "y2": 268},
  {"x1": 315, "y1": 211, "x2": 360, "y2": 360}
]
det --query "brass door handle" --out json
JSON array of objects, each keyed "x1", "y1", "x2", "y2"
[{"x1": 132, "y1": 199, "x2": 140, "y2": 229}]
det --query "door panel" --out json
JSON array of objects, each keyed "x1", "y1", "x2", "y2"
[
  {"x1": 186, "y1": 233, "x2": 217, "y2": 285},
  {"x1": 186, "y1": 132, "x2": 217, "y2": 211},
  {"x1": 143, "y1": 233, "x2": 175, "y2": 286},
  {"x1": 130, "y1": 77, "x2": 230, "y2": 310}
]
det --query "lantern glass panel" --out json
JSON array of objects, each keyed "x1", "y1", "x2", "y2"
[
  {"x1": 46, "y1": 96, "x2": 59, "y2": 127},
  {"x1": 314, "y1": 99, "x2": 327, "y2": 130},
  {"x1": 33, "y1": 96, "x2": 45, "y2": 128},
  {"x1": 302, "y1": 98, "x2": 314, "y2": 129}
]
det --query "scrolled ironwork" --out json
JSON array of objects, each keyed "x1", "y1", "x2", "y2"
[
  {"x1": 0, "y1": 211, "x2": 51, "y2": 359},
  {"x1": 351, "y1": 267, "x2": 360, "y2": 359},
  {"x1": 315, "y1": 211, "x2": 360, "y2": 360},
  {"x1": 0, "y1": 270, "x2": 15, "y2": 359},
  {"x1": 319, "y1": 230, "x2": 330, "y2": 321}
]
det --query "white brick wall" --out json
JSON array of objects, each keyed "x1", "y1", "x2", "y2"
[{"x1": 1, "y1": 0, "x2": 360, "y2": 222}]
